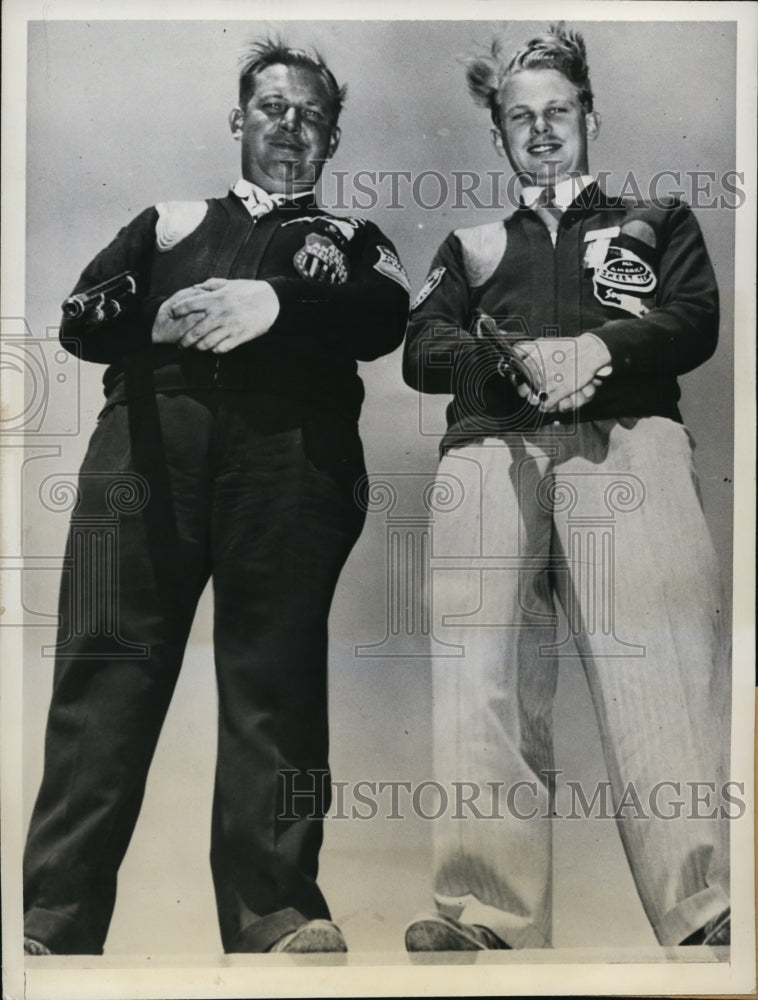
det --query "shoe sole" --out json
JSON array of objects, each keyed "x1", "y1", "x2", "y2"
[
  {"x1": 405, "y1": 918, "x2": 487, "y2": 952},
  {"x1": 24, "y1": 937, "x2": 54, "y2": 956},
  {"x1": 277, "y1": 921, "x2": 347, "y2": 954}
]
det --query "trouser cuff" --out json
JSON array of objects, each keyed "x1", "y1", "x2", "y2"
[
  {"x1": 25, "y1": 906, "x2": 103, "y2": 955},
  {"x1": 654, "y1": 886, "x2": 730, "y2": 946}
]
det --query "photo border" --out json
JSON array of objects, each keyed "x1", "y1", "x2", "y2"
[{"x1": 2, "y1": 1, "x2": 755, "y2": 997}]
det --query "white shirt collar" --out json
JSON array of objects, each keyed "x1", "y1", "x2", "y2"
[
  {"x1": 520, "y1": 174, "x2": 595, "y2": 211},
  {"x1": 231, "y1": 178, "x2": 314, "y2": 217}
]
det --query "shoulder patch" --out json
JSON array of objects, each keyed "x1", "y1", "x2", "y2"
[
  {"x1": 453, "y1": 221, "x2": 507, "y2": 288},
  {"x1": 411, "y1": 266, "x2": 446, "y2": 311},
  {"x1": 374, "y1": 245, "x2": 410, "y2": 293},
  {"x1": 155, "y1": 201, "x2": 209, "y2": 252}
]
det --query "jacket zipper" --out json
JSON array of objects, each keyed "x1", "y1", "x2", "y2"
[{"x1": 214, "y1": 213, "x2": 261, "y2": 386}]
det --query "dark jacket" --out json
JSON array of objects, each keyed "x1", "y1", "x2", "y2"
[
  {"x1": 402, "y1": 182, "x2": 719, "y2": 451},
  {"x1": 61, "y1": 191, "x2": 410, "y2": 425}
]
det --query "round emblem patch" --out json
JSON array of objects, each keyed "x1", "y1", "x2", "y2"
[{"x1": 596, "y1": 254, "x2": 657, "y2": 293}]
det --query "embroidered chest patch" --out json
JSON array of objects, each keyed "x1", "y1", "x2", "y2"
[
  {"x1": 293, "y1": 233, "x2": 349, "y2": 284},
  {"x1": 592, "y1": 248, "x2": 657, "y2": 317}
]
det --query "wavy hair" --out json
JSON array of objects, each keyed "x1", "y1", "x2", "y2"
[{"x1": 465, "y1": 22, "x2": 593, "y2": 125}]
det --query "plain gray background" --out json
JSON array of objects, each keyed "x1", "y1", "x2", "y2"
[{"x1": 21, "y1": 18, "x2": 736, "y2": 954}]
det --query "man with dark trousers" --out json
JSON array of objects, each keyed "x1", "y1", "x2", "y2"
[
  {"x1": 403, "y1": 24, "x2": 730, "y2": 952},
  {"x1": 24, "y1": 39, "x2": 409, "y2": 956}
]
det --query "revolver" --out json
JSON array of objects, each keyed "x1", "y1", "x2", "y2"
[
  {"x1": 472, "y1": 311, "x2": 532, "y2": 385},
  {"x1": 62, "y1": 271, "x2": 137, "y2": 323}
]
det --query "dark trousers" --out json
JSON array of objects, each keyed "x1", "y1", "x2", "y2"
[{"x1": 23, "y1": 390, "x2": 365, "y2": 953}]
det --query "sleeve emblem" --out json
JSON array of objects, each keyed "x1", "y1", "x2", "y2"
[
  {"x1": 410, "y1": 266, "x2": 446, "y2": 311},
  {"x1": 373, "y1": 245, "x2": 411, "y2": 292}
]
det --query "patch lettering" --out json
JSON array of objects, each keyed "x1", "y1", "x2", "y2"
[{"x1": 591, "y1": 247, "x2": 657, "y2": 318}]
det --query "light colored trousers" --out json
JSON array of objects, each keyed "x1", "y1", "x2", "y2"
[{"x1": 429, "y1": 417, "x2": 730, "y2": 947}]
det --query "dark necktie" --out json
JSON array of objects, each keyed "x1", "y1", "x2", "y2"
[{"x1": 533, "y1": 186, "x2": 563, "y2": 237}]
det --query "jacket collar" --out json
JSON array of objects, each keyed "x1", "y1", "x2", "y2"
[
  {"x1": 520, "y1": 174, "x2": 595, "y2": 211},
  {"x1": 516, "y1": 178, "x2": 615, "y2": 218},
  {"x1": 230, "y1": 178, "x2": 320, "y2": 216}
]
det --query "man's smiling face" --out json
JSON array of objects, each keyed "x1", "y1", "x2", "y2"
[{"x1": 494, "y1": 67, "x2": 599, "y2": 187}]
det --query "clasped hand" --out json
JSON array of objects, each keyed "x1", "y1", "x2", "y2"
[
  {"x1": 151, "y1": 278, "x2": 280, "y2": 354},
  {"x1": 510, "y1": 334, "x2": 613, "y2": 413}
]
